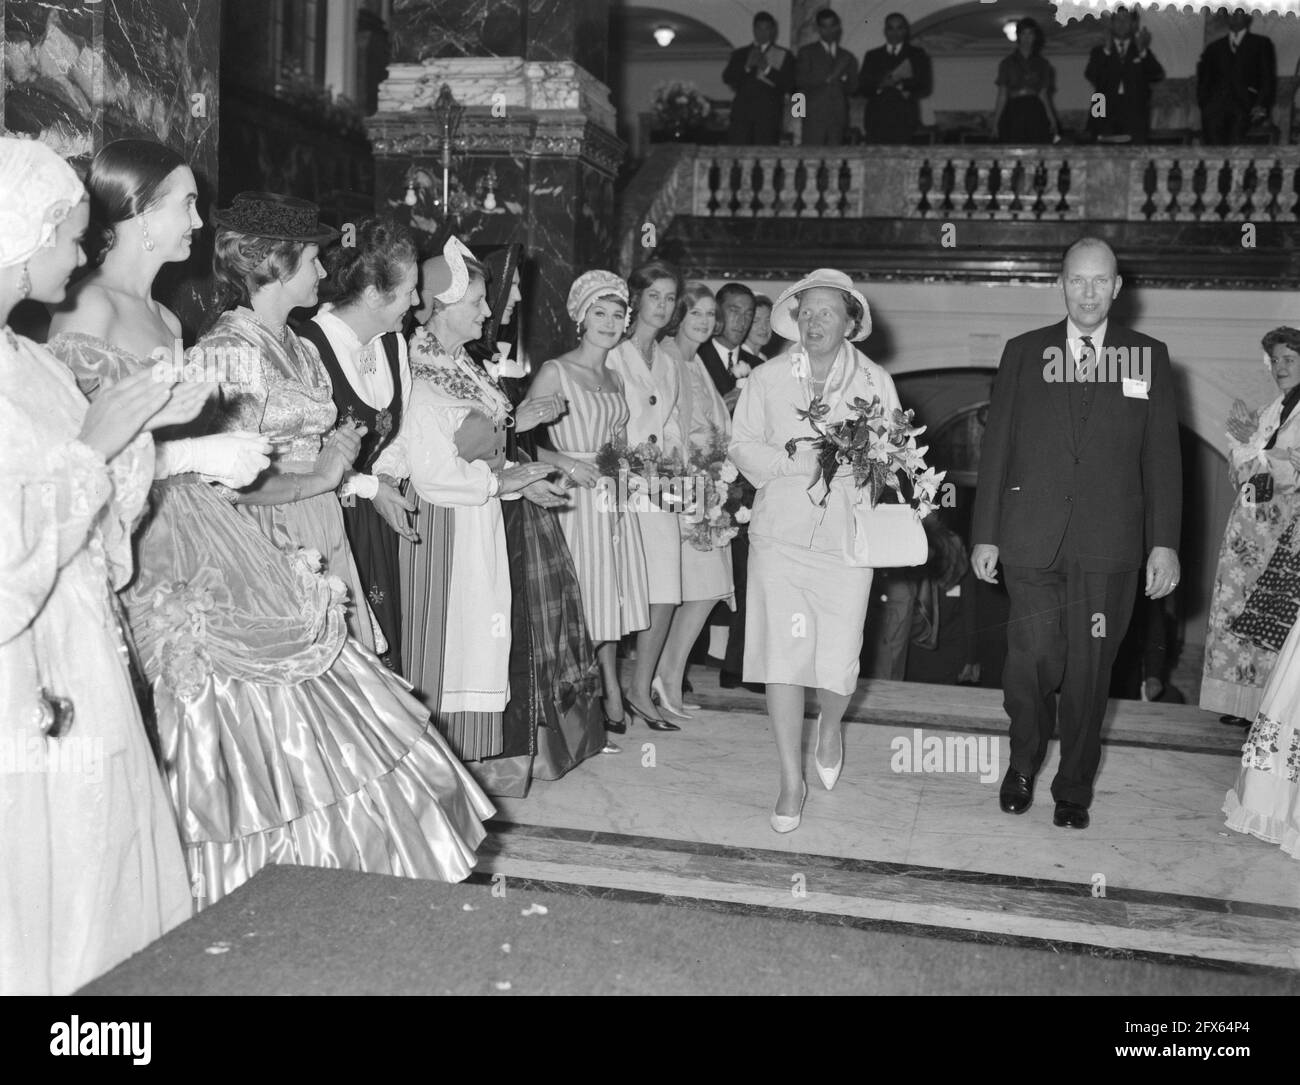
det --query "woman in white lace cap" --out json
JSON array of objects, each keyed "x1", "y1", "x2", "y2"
[{"x1": 0, "y1": 136, "x2": 207, "y2": 993}]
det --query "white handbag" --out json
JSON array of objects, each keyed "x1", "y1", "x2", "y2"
[{"x1": 843, "y1": 493, "x2": 927, "y2": 568}]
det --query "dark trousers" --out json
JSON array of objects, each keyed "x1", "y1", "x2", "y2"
[
  {"x1": 1001, "y1": 537, "x2": 1139, "y2": 807},
  {"x1": 1201, "y1": 98, "x2": 1254, "y2": 144},
  {"x1": 728, "y1": 100, "x2": 784, "y2": 145},
  {"x1": 723, "y1": 531, "x2": 751, "y2": 678}
]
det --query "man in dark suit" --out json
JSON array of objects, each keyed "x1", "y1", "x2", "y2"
[
  {"x1": 971, "y1": 238, "x2": 1181, "y2": 830},
  {"x1": 796, "y1": 8, "x2": 858, "y2": 146},
  {"x1": 1084, "y1": 5, "x2": 1165, "y2": 143},
  {"x1": 857, "y1": 11, "x2": 932, "y2": 144},
  {"x1": 697, "y1": 282, "x2": 763, "y2": 410},
  {"x1": 694, "y1": 283, "x2": 764, "y2": 692},
  {"x1": 1197, "y1": 7, "x2": 1277, "y2": 144},
  {"x1": 723, "y1": 11, "x2": 795, "y2": 145}
]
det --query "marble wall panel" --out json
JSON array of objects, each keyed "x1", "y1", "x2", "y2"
[{"x1": 390, "y1": 0, "x2": 526, "y2": 62}]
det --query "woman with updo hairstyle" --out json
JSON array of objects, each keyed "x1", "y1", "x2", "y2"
[
  {"x1": 297, "y1": 216, "x2": 420, "y2": 671},
  {"x1": 50, "y1": 146, "x2": 494, "y2": 911},
  {"x1": 528, "y1": 270, "x2": 651, "y2": 740},
  {"x1": 603, "y1": 258, "x2": 689, "y2": 732}
]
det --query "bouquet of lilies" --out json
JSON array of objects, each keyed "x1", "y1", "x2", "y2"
[
  {"x1": 679, "y1": 427, "x2": 752, "y2": 551},
  {"x1": 785, "y1": 395, "x2": 945, "y2": 515}
]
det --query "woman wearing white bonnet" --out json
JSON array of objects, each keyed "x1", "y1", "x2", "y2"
[
  {"x1": 0, "y1": 136, "x2": 207, "y2": 993},
  {"x1": 730, "y1": 268, "x2": 904, "y2": 833},
  {"x1": 528, "y1": 269, "x2": 652, "y2": 738}
]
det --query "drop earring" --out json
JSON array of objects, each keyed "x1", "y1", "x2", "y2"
[
  {"x1": 18, "y1": 263, "x2": 31, "y2": 300},
  {"x1": 141, "y1": 218, "x2": 155, "y2": 252}
]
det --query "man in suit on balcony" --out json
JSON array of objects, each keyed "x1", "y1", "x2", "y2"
[
  {"x1": 1084, "y1": 5, "x2": 1165, "y2": 144},
  {"x1": 796, "y1": 8, "x2": 858, "y2": 146},
  {"x1": 724, "y1": 11, "x2": 795, "y2": 145},
  {"x1": 858, "y1": 11, "x2": 932, "y2": 144},
  {"x1": 1198, "y1": 7, "x2": 1277, "y2": 144},
  {"x1": 971, "y1": 238, "x2": 1182, "y2": 830}
]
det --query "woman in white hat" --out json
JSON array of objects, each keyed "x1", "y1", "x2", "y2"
[{"x1": 730, "y1": 269, "x2": 903, "y2": 832}]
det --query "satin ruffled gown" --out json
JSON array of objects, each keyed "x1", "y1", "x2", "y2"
[
  {"x1": 1, "y1": 330, "x2": 191, "y2": 994},
  {"x1": 50, "y1": 332, "x2": 494, "y2": 907}
]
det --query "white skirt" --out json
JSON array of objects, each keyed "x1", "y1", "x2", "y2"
[
  {"x1": 744, "y1": 534, "x2": 873, "y2": 696},
  {"x1": 682, "y1": 538, "x2": 735, "y2": 606},
  {"x1": 637, "y1": 509, "x2": 682, "y2": 606}
]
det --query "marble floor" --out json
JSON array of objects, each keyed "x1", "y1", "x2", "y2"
[{"x1": 479, "y1": 674, "x2": 1299, "y2": 976}]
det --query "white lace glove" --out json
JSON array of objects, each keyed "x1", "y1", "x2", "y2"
[{"x1": 155, "y1": 433, "x2": 272, "y2": 488}]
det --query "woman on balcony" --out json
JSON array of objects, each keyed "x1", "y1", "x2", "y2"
[
  {"x1": 604, "y1": 260, "x2": 689, "y2": 732},
  {"x1": 992, "y1": 16, "x2": 1060, "y2": 144},
  {"x1": 730, "y1": 269, "x2": 904, "y2": 834},
  {"x1": 1201, "y1": 327, "x2": 1300, "y2": 726}
]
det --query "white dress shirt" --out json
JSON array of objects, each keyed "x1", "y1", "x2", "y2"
[{"x1": 1066, "y1": 318, "x2": 1108, "y2": 377}]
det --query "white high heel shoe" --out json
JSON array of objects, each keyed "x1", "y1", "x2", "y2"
[
  {"x1": 770, "y1": 781, "x2": 808, "y2": 834},
  {"x1": 813, "y1": 714, "x2": 844, "y2": 791},
  {"x1": 651, "y1": 676, "x2": 696, "y2": 718}
]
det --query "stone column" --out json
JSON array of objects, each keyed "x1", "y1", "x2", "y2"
[
  {"x1": 1, "y1": 0, "x2": 221, "y2": 337},
  {"x1": 368, "y1": 0, "x2": 624, "y2": 366}
]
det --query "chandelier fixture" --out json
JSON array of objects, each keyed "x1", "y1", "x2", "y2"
[{"x1": 401, "y1": 83, "x2": 500, "y2": 226}]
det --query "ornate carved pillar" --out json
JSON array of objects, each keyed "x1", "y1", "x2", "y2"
[{"x1": 367, "y1": 0, "x2": 624, "y2": 366}]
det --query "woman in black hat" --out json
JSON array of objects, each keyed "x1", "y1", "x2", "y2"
[
  {"x1": 51, "y1": 155, "x2": 494, "y2": 904},
  {"x1": 199, "y1": 191, "x2": 385, "y2": 653}
]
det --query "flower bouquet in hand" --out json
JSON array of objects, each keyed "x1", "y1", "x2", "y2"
[
  {"x1": 680, "y1": 426, "x2": 752, "y2": 551},
  {"x1": 785, "y1": 394, "x2": 945, "y2": 515},
  {"x1": 595, "y1": 436, "x2": 689, "y2": 511}
]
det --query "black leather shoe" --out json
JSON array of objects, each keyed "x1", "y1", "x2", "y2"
[
  {"x1": 1052, "y1": 801, "x2": 1090, "y2": 829},
  {"x1": 1220, "y1": 715, "x2": 1252, "y2": 728},
  {"x1": 998, "y1": 769, "x2": 1034, "y2": 814},
  {"x1": 623, "y1": 695, "x2": 681, "y2": 732}
]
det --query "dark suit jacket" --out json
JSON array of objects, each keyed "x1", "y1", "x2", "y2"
[
  {"x1": 1197, "y1": 32, "x2": 1276, "y2": 113},
  {"x1": 971, "y1": 319, "x2": 1181, "y2": 573},
  {"x1": 857, "y1": 43, "x2": 931, "y2": 142},
  {"x1": 796, "y1": 41, "x2": 858, "y2": 140},
  {"x1": 697, "y1": 340, "x2": 763, "y2": 398},
  {"x1": 724, "y1": 42, "x2": 795, "y2": 143},
  {"x1": 1084, "y1": 42, "x2": 1164, "y2": 141}
]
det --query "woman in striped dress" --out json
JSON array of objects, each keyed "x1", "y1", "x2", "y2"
[{"x1": 528, "y1": 271, "x2": 651, "y2": 734}]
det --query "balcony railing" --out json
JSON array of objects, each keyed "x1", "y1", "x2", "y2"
[{"x1": 620, "y1": 143, "x2": 1300, "y2": 281}]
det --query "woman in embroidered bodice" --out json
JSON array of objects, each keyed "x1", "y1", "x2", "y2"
[
  {"x1": 50, "y1": 148, "x2": 494, "y2": 905},
  {"x1": 378, "y1": 236, "x2": 558, "y2": 774},
  {"x1": 730, "y1": 270, "x2": 902, "y2": 833}
]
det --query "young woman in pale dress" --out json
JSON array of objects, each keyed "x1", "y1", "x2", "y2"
[
  {"x1": 655, "y1": 283, "x2": 736, "y2": 719},
  {"x1": 604, "y1": 260, "x2": 687, "y2": 731},
  {"x1": 528, "y1": 270, "x2": 651, "y2": 737},
  {"x1": 0, "y1": 137, "x2": 205, "y2": 993},
  {"x1": 50, "y1": 144, "x2": 494, "y2": 905}
]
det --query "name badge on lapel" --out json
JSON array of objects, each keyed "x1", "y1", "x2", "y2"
[{"x1": 1122, "y1": 377, "x2": 1149, "y2": 400}]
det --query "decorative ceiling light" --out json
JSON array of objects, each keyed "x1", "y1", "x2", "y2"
[
  {"x1": 1054, "y1": 1, "x2": 1299, "y2": 24},
  {"x1": 653, "y1": 26, "x2": 676, "y2": 47}
]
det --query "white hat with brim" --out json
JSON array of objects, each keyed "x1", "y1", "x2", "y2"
[{"x1": 771, "y1": 269, "x2": 872, "y2": 343}]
